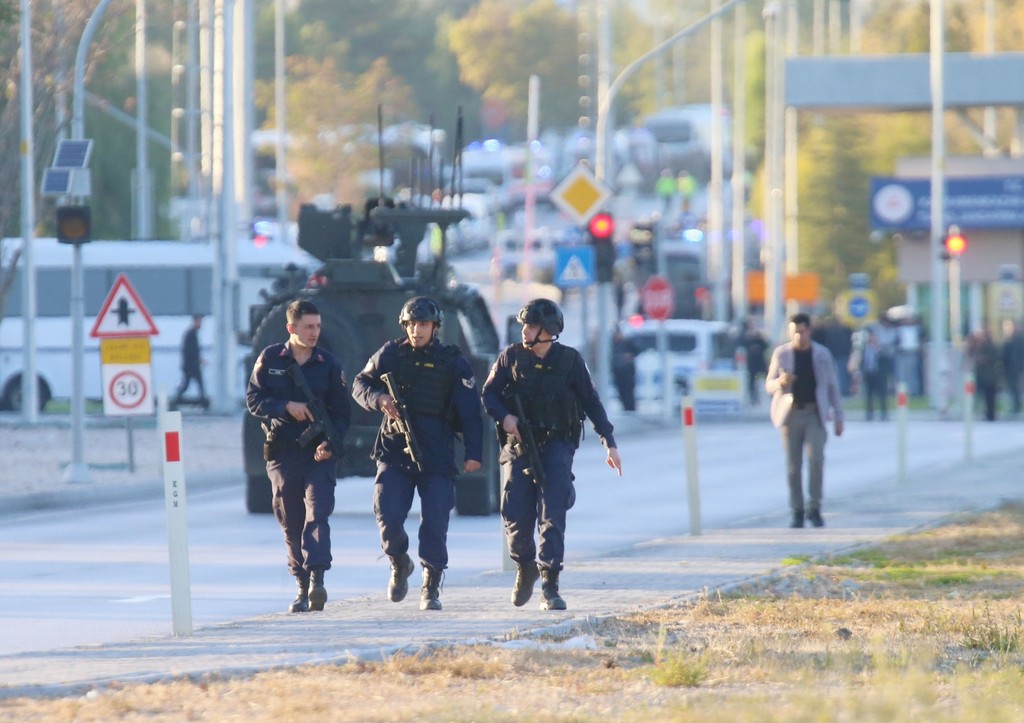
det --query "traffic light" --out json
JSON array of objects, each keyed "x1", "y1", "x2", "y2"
[
  {"x1": 944, "y1": 225, "x2": 967, "y2": 259},
  {"x1": 587, "y1": 210, "x2": 615, "y2": 283},
  {"x1": 55, "y1": 205, "x2": 91, "y2": 245}
]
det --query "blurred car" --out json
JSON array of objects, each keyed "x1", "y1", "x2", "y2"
[
  {"x1": 619, "y1": 317, "x2": 736, "y2": 403},
  {"x1": 491, "y1": 227, "x2": 559, "y2": 283}
]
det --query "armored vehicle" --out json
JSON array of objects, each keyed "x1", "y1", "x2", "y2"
[{"x1": 243, "y1": 201, "x2": 501, "y2": 516}]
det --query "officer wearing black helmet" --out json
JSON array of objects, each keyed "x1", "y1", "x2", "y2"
[
  {"x1": 482, "y1": 298, "x2": 623, "y2": 611},
  {"x1": 352, "y1": 296, "x2": 483, "y2": 611}
]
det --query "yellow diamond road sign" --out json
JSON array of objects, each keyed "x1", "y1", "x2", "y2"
[{"x1": 550, "y1": 164, "x2": 612, "y2": 226}]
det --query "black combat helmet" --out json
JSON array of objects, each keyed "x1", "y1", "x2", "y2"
[
  {"x1": 399, "y1": 296, "x2": 444, "y2": 328},
  {"x1": 517, "y1": 298, "x2": 564, "y2": 336}
]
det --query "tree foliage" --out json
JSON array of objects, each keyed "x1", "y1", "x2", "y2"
[{"x1": 447, "y1": 0, "x2": 580, "y2": 135}]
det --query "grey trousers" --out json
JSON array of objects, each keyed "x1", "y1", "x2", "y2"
[{"x1": 781, "y1": 406, "x2": 827, "y2": 513}]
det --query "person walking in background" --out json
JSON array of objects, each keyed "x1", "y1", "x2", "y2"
[
  {"x1": 740, "y1": 319, "x2": 769, "y2": 406},
  {"x1": 172, "y1": 315, "x2": 209, "y2": 410},
  {"x1": 482, "y1": 299, "x2": 622, "y2": 611},
  {"x1": 654, "y1": 169, "x2": 677, "y2": 215},
  {"x1": 676, "y1": 169, "x2": 697, "y2": 217},
  {"x1": 1001, "y1": 319, "x2": 1024, "y2": 416},
  {"x1": 852, "y1": 329, "x2": 893, "y2": 421},
  {"x1": 968, "y1": 327, "x2": 1000, "y2": 422},
  {"x1": 351, "y1": 297, "x2": 483, "y2": 612},
  {"x1": 246, "y1": 299, "x2": 351, "y2": 613},
  {"x1": 611, "y1": 327, "x2": 638, "y2": 412},
  {"x1": 765, "y1": 312, "x2": 844, "y2": 529}
]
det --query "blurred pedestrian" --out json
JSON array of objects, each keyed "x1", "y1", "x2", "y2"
[
  {"x1": 172, "y1": 315, "x2": 209, "y2": 410},
  {"x1": 654, "y1": 169, "x2": 676, "y2": 215},
  {"x1": 740, "y1": 319, "x2": 768, "y2": 406},
  {"x1": 611, "y1": 327, "x2": 638, "y2": 412},
  {"x1": 969, "y1": 327, "x2": 1000, "y2": 421},
  {"x1": 1001, "y1": 319, "x2": 1024, "y2": 415},
  {"x1": 851, "y1": 329, "x2": 893, "y2": 421},
  {"x1": 765, "y1": 313, "x2": 844, "y2": 529},
  {"x1": 676, "y1": 169, "x2": 697, "y2": 215}
]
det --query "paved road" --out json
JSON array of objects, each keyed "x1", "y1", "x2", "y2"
[{"x1": 0, "y1": 411, "x2": 1021, "y2": 697}]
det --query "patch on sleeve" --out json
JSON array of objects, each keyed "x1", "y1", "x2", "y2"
[{"x1": 462, "y1": 376, "x2": 475, "y2": 389}]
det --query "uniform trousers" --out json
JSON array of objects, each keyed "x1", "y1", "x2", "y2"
[
  {"x1": 374, "y1": 462, "x2": 455, "y2": 571},
  {"x1": 266, "y1": 447, "x2": 336, "y2": 577},
  {"x1": 781, "y1": 405, "x2": 827, "y2": 514},
  {"x1": 502, "y1": 439, "x2": 576, "y2": 572}
]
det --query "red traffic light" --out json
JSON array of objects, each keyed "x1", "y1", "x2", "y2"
[
  {"x1": 945, "y1": 230, "x2": 967, "y2": 257},
  {"x1": 588, "y1": 211, "x2": 615, "y2": 241}
]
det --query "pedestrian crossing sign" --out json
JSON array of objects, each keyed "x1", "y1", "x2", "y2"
[{"x1": 555, "y1": 245, "x2": 595, "y2": 288}]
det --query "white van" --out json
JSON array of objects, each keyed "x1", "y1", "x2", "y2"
[
  {"x1": 619, "y1": 317, "x2": 736, "y2": 403},
  {"x1": 0, "y1": 237, "x2": 317, "y2": 410}
]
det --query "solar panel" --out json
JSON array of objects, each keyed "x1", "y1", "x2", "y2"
[
  {"x1": 40, "y1": 168, "x2": 72, "y2": 195},
  {"x1": 52, "y1": 139, "x2": 93, "y2": 168}
]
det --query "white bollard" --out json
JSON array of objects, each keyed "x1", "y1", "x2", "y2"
[
  {"x1": 159, "y1": 405, "x2": 193, "y2": 636},
  {"x1": 896, "y1": 382, "x2": 907, "y2": 484},
  {"x1": 963, "y1": 372, "x2": 975, "y2": 461},
  {"x1": 681, "y1": 396, "x2": 701, "y2": 536}
]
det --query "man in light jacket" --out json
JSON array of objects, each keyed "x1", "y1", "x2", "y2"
[{"x1": 765, "y1": 312, "x2": 844, "y2": 528}]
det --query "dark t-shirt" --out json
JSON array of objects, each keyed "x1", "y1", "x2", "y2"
[{"x1": 792, "y1": 347, "x2": 816, "y2": 404}]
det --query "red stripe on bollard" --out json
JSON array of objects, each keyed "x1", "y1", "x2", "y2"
[
  {"x1": 897, "y1": 390, "x2": 907, "y2": 407},
  {"x1": 683, "y1": 407, "x2": 695, "y2": 427},
  {"x1": 165, "y1": 432, "x2": 180, "y2": 462},
  {"x1": 965, "y1": 380, "x2": 976, "y2": 395}
]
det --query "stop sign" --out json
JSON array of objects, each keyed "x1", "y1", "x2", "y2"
[{"x1": 640, "y1": 275, "x2": 674, "y2": 321}]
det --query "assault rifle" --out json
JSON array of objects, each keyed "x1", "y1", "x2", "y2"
[
  {"x1": 509, "y1": 393, "x2": 545, "y2": 486},
  {"x1": 286, "y1": 364, "x2": 346, "y2": 460},
  {"x1": 380, "y1": 372, "x2": 425, "y2": 472}
]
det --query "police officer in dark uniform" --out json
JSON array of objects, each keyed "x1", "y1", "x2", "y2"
[
  {"x1": 351, "y1": 296, "x2": 483, "y2": 611},
  {"x1": 246, "y1": 299, "x2": 351, "y2": 613},
  {"x1": 482, "y1": 298, "x2": 623, "y2": 611}
]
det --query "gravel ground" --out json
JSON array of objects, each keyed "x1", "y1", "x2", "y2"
[{"x1": 0, "y1": 411, "x2": 244, "y2": 496}]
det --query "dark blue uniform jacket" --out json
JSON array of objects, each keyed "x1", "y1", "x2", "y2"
[
  {"x1": 246, "y1": 343, "x2": 351, "y2": 449},
  {"x1": 351, "y1": 338, "x2": 483, "y2": 476},
  {"x1": 481, "y1": 342, "x2": 617, "y2": 451}
]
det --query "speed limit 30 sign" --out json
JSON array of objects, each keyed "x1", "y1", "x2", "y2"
[{"x1": 100, "y1": 337, "x2": 154, "y2": 415}]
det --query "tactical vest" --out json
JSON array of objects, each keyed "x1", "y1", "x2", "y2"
[
  {"x1": 504, "y1": 344, "x2": 581, "y2": 435},
  {"x1": 394, "y1": 340, "x2": 458, "y2": 417}
]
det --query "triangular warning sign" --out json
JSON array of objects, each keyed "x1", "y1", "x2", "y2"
[
  {"x1": 90, "y1": 273, "x2": 159, "y2": 338},
  {"x1": 558, "y1": 254, "x2": 592, "y2": 285}
]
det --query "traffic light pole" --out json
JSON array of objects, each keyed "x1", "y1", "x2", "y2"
[
  {"x1": 62, "y1": 0, "x2": 115, "y2": 485},
  {"x1": 948, "y1": 256, "x2": 962, "y2": 350}
]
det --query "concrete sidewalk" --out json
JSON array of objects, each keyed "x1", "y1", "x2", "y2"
[{"x1": 1, "y1": 442, "x2": 1020, "y2": 698}]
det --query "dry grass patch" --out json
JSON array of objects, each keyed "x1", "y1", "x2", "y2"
[{"x1": 6, "y1": 503, "x2": 1024, "y2": 720}]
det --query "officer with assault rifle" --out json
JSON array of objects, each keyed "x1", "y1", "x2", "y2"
[
  {"x1": 352, "y1": 296, "x2": 483, "y2": 612},
  {"x1": 482, "y1": 298, "x2": 623, "y2": 612}
]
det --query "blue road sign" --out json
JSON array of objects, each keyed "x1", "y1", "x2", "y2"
[
  {"x1": 555, "y1": 245, "x2": 595, "y2": 288},
  {"x1": 848, "y1": 293, "x2": 871, "y2": 319}
]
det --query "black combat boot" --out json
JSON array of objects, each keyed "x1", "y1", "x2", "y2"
[
  {"x1": 420, "y1": 566, "x2": 443, "y2": 611},
  {"x1": 308, "y1": 568, "x2": 327, "y2": 611},
  {"x1": 511, "y1": 561, "x2": 540, "y2": 607},
  {"x1": 388, "y1": 553, "x2": 416, "y2": 602},
  {"x1": 540, "y1": 567, "x2": 566, "y2": 611},
  {"x1": 289, "y1": 574, "x2": 309, "y2": 613}
]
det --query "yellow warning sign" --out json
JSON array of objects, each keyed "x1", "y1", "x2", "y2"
[
  {"x1": 100, "y1": 336, "x2": 152, "y2": 364},
  {"x1": 550, "y1": 165, "x2": 612, "y2": 225}
]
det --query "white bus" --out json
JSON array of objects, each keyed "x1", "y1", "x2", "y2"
[{"x1": 0, "y1": 237, "x2": 317, "y2": 411}]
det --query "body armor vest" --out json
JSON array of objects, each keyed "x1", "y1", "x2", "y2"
[
  {"x1": 504, "y1": 344, "x2": 581, "y2": 434},
  {"x1": 394, "y1": 341, "x2": 457, "y2": 417}
]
